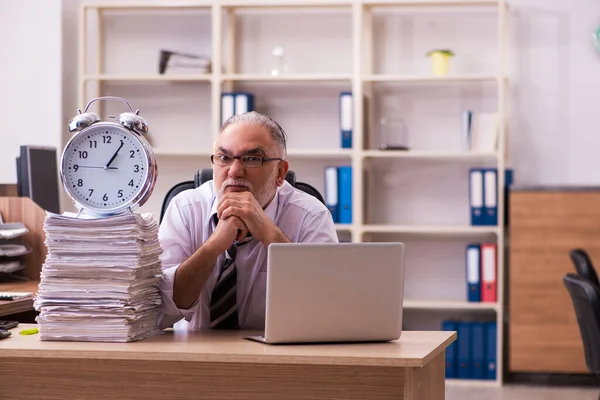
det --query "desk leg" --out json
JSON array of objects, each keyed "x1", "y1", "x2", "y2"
[{"x1": 404, "y1": 351, "x2": 445, "y2": 400}]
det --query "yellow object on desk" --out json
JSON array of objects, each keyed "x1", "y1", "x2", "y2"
[{"x1": 19, "y1": 328, "x2": 39, "y2": 335}]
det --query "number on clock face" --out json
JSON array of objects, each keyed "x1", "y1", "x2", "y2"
[{"x1": 62, "y1": 125, "x2": 149, "y2": 210}]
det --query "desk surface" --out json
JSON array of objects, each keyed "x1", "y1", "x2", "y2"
[
  {"x1": 2, "y1": 323, "x2": 455, "y2": 368},
  {"x1": 0, "y1": 280, "x2": 38, "y2": 317}
]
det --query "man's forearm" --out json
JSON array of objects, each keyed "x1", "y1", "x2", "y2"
[
  {"x1": 172, "y1": 241, "x2": 221, "y2": 309},
  {"x1": 262, "y1": 225, "x2": 291, "y2": 248}
]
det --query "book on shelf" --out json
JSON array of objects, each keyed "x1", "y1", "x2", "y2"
[
  {"x1": 461, "y1": 110, "x2": 499, "y2": 153},
  {"x1": 158, "y1": 49, "x2": 211, "y2": 75}
]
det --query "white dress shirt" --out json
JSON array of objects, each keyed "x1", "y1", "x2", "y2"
[{"x1": 157, "y1": 180, "x2": 339, "y2": 330}]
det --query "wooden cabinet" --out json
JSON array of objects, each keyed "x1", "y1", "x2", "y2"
[{"x1": 508, "y1": 188, "x2": 600, "y2": 374}]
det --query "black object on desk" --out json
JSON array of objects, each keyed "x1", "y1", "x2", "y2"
[
  {"x1": 0, "y1": 328, "x2": 12, "y2": 339},
  {"x1": 0, "y1": 320, "x2": 18, "y2": 329}
]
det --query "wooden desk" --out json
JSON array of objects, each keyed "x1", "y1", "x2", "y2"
[
  {"x1": 0, "y1": 324, "x2": 455, "y2": 400},
  {"x1": 0, "y1": 280, "x2": 38, "y2": 318}
]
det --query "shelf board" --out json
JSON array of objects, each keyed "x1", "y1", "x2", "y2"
[
  {"x1": 153, "y1": 148, "x2": 353, "y2": 158},
  {"x1": 404, "y1": 299, "x2": 498, "y2": 311},
  {"x1": 362, "y1": 225, "x2": 499, "y2": 235},
  {"x1": 364, "y1": 0, "x2": 500, "y2": 7},
  {"x1": 220, "y1": 1, "x2": 353, "y2": 9},
  {"x1": 286, "y1": 149, "x2": 353, "y2": 158},
  {"x1": 153, "y1": 149, "x2": 213, "y2": 157},
  {"x1": 445, "y1": 378, "x2": 499, "y2": 387},
  {"x1": 84, "y1": 74, "x2": 212, "y2": 82},
  {"x1": 363, "y1": 74, "x2": 500, "y2": 83},
  {"x1": 221, "y1": 73, "x2": 352, "y2": 82},
  {"x1": 84, "y1": 3, "x2": 212, "y2": 10},
  {"x1": 334, "y1": 224, "x2": 353, "y2": 231},
  {"x1": 362, "y1": 150, "x2": 498, "y2": 160}
]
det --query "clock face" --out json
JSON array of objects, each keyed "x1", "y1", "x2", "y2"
[{"x1": 61, "y1": 122, "x2": 154, "y2": 215}]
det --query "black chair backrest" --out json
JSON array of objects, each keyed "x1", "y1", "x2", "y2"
[
  {"x1": 160, "y1": 169, "x2": 325, "y2": 223},
  {"x1": 570, "y1": 249, "x2": 600, "y2": 288},
  {"x1": 563, "y1": 273, "x2": 600, "y2": 375}
]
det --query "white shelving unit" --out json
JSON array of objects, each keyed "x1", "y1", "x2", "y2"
[{"x1": 78, "y1": 0, "x2": 510, "y2": 386}]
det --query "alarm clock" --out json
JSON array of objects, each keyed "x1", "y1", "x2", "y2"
[{"x1": 60, "y1": 96, "x2": 158, "y2": 217}]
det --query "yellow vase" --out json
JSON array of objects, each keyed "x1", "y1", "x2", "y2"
[{"x1": 429, "y1": 52, "x2": 451, "y2": 76}]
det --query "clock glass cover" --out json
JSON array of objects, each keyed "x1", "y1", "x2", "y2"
[{"x1": 60, "y1": 122, "x2": 154, "y2": 216}]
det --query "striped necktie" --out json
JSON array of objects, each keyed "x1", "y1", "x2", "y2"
[{"x1": 210, "y1": 243, "x2": 240, "y2": 329}]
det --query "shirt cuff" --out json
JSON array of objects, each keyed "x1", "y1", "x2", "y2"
[{"x1": 157, "y1": 264, "x2": 201, "y2": 330}]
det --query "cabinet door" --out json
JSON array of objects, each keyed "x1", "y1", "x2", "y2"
[{"x1": 508, "y1": 190, "x2": 600, "y2": 374}]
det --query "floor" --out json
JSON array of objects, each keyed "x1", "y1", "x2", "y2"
[{"x1": 446, "y1": 384, "x2": 599, "y2": 400}]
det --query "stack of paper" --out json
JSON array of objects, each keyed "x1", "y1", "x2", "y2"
[
  {"x1": 158, "y1": 49, "x2": 211, "y2": 74},
  {"x1": 34, "y1": 212, "x2": 163, "y2": 342}
]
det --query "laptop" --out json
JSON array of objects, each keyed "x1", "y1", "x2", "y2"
[{"x1": 245, "y1": 242, "x2": 405, "y2": 344}]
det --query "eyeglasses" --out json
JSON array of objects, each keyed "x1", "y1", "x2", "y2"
[{"x1": 210, "y1": 154, "x2": 284, "y2": 167}]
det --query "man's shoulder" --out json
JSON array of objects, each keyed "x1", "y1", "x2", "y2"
[
  {"x1": 170, "y1": 180, "x2": 215, "y2": 213},
  {"x1": 278, "y1": 181, "x2": 328, "y2": 216}
]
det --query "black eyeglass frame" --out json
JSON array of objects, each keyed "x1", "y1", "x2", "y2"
[{"x1": 210, "y1": 154, "x2": 284, "y2": 167}]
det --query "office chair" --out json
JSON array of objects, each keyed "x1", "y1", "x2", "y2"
[
  {"x1": 563, "y1": 273, "x2": 600, "y2": 398},
  {"x1": 570, "y1": 249, "x2": 600, "y2": 288},
  {"x1": 160, "y1": 169, "x2": 325, "y2": 223}
]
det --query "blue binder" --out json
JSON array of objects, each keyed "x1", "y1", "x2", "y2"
[
  {"x1": 441, "y1": 320, "x2": 457, "y2": 378},
  {"x1": 483, "y1": 168, "x2": 498, "y2": 226},
  {"x1": 484, "y1": 321, "x2": 497, "y2": 380},
  {"x1": 504, "y1": 168, "x2": 514, "y2": 226},
  {"x1": 221, "y1": 92, "x2": 255, "y2": 124},
  {"x1": 471, "y1": 322, "x2": 485, "y2": 379},
  {"x1": 469, "y1": 169, "x2": 484, "y2": 226},
  {"x1": 339, "y1": 92, "x2": 352, "y2": 148},
  {"x1": 457, "y1": 322, "x2": 471, "y2": 379},
  {"x1": 234, "y1": 92, "x2": 255, "y2": 114},
  {"x1": 466, "y1": 244, "x2": 481, "y2": 302},
  {"x1": 324, "y1": 166, "x2": 339, "y2": 223},
  {"x1": 338, "y1": 166, "x2": 352, "y2": 224}
]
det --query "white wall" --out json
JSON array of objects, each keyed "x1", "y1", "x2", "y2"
[
  {"x1": 0, "y1": 0, "x2": 594, "y2": 213},
  {"x1": 510, "y1": 0, "x2": 600, "y2": 185},
  {"x1": 0, "y1": 0, "x2": 62, "y2": 183}
]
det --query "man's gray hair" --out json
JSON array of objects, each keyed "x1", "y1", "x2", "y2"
[{"x1": 220, "y1": 111, "x2": 287, "y2": 157}]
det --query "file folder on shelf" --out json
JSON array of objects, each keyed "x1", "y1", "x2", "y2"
[
  {"x1": 338, "y1": 166, "x2": 352, "y2": 224},
  {"x1": 441, "y1": 320, "x2": 457, "y2": 378},
  {"x1": 481, "y1": 243, "x2": 497, "y2": 302},
  {"x1": 324, "y1": 166, "x2": 339, "y2": 223},
  {"x1": 466, "y1": 244, "x2": 481, "y2": 302},
  {"x1": 234, "y1": 92, "x2": 254, "y2": 115},
  {"x1": 470, "y1": 321, "x2": 485, "y2": 379},
  {"x1": 504, "y1": 168, "x2": 514, "y2": 225},
  {"x1": 456, "y1": 322, "x2": 471, "y2": 379},
  {"x1": 483, "y1": 169, "x2": 498, "y2": 226},
  {"x1": 484, "y1": 321, "x2": 497, "y2": 380},
  {"x1": 339, "y1": 92, "x2": 352, "y2": 149},
  {"x1": 221, "y1": 92, "x2": 255, "y2": 125},
  {"x1": 469, "y1": 169, "x2": 484, "y2": 226},
  {"x1": 221, "y1": 93, "x2": 235, "y2": 125}
]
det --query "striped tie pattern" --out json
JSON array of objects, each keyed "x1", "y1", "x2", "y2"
[{"x1": 209, "y1": 244, "x2": 240, "y2": 329}]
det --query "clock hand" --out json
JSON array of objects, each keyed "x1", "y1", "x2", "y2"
[
  {"x1": 104, "y1": 140, "x2": 124, "y2": 170},
  {"x1": 77, "y1": 166, "x2": 118, "y2": 170}
]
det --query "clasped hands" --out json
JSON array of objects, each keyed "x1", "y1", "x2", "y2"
[{"x1": 210, "y1": 192, "x2": 275, "y2": 252}]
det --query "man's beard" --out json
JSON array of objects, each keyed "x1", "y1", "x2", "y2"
[{"x1": 217, "y1": 173, "x2": 278, "y2": 208}]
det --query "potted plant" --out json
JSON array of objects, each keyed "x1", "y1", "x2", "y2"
[{"x1": 426, "y1": 49, "x2": 455, "y2": 76}]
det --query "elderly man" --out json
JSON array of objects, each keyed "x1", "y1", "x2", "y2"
[{"x1": 157, "y1": 111, "x2": 338, "y2": 330}]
